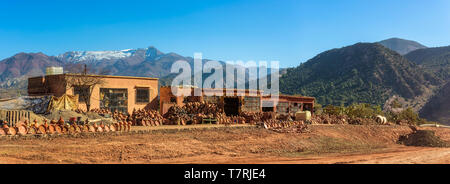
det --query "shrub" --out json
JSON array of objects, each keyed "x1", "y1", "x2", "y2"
[
  {"x1": 323, "y1": 105, "x2": 344, "y2": 116},
  {"x1": 323, "y1": 103, "x2": 383, "y2": 119},
  {"x1": 344, "y1": 103, "x2": 383, "y2": 119},
  {"x1": 322, "y1": 103, "x2": 430, "y2": 125},
  {"x1": 386, "y1": 107, "x2": 429, "y2": 125}
]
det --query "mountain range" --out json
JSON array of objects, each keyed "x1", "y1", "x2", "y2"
[
  {"x1": 0, "y1": 38, "x2": 449, "y2": 124},
  {"x1": 0, "y1": 46, "x2": 279, "y2": 90},
  {"x1": 278, "y1": 38, "x2": 449, "y2": 124},
  {"x1": 0, "y1": 47, "x2": 201, "y2": 90},
  {"x1": 279, "y1": 42, "x2": 439, "y2": 107}
]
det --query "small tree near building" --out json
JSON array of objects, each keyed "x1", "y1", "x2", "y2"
[{"x1": 65, "y1": 64, "x2": 107, "y2": 111}]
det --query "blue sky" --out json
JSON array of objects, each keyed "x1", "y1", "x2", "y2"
[{"x1": 0, "y1": 0, "x2": 449, "y2": 67}]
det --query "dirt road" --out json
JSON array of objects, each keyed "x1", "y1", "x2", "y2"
[
  {"x1": 0, "y1": 125, "x2": 448, "y2": 164},
  {"x1": 202, "y1": 147, "x2": 450, "y2": 164}
]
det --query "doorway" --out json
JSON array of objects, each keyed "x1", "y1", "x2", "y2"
[{"x1": 223, "y1": 97, "x2": 240, "y2": 116}]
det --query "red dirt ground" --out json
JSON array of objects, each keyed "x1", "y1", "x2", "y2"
[{"x1": 0, "y1": 125, "x2": 448, "y2": 164}]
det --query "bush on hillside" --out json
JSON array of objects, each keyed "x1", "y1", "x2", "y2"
[
  {"x1": 321, "y1": 103, "x2": 430, "y2": 125},
  {"x1": 385, "y1": 107, "x2": 429, "y2": 125},
  {"x1": 323, "y1": 103, "x2": 383, "y2": 119}
]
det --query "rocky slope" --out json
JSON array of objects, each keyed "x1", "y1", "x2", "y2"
[
  {"x1": 405, "y1": 45, "x2": 450, "y2": 80},
  {"x1": 419, "y1": 82, "x2": 450, "y2": 125}
]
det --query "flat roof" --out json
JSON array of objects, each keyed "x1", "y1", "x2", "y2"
[
  {"x1": 29, "y1": 73, "x2": 158, "y2": 80},
  {"x1": 262, "y1": 94, "x2": 315, "y2": 100},
  {"x1": 161, "y1": 86, "x2": 315, "y2": 99},
  {"x1": 162, "y1": 86, "x2": 262, "y2": 91}
]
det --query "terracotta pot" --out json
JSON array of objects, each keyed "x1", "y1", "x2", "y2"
[
  {"x1": 55, "y1": 125, "x2": 62, "y2": 134},
  {"x1": 48, "y1": 125, "x2": 56, "y2": 134},
  {"x1": 88, "y1": 125, "x2": 96, "y2": 132},
  {"x1": 58, "y1": 117, "x2": 64, "y2": 125},
  {"x1": 50, "y1": 119, "x2": 57, "y2": 124},
  {"x1": 69, "y1": 125, "x2": 76, "y2": 134},
  {"x1": 8, "y1": 127, "x2": 17, "y2": 136},
  {"x1": 0, "y1": 128, "x2": 7, "y2": 136},
  {"x1": 75, "y1": 125, "x2": 82, "y2": 133},
  {"x1": 63, "y1": 125, "x2": 69, "y2": 134},
  {"x1": 82, "y1": 125, "x2": 89, "y2": 133},
  {"x1": 38, "y1": 125, "x2": 47, "y2": 134},
  {"x1": 104, "y1": 125, "x2": 110, "y2": 132},
  {"x1": 18, "y1": 125, "x2": 28, "y2": 136},
  {"x1": 109, "y1": 124, "x2": 116, "y2": 132},
  {"x1": 116, "y1": 123, "x2": 122, "y2": 131},
  {"x1": 29, "y1": 127, "x2": 37, "y2": 135}
]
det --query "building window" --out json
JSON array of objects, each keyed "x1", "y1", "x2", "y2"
[
  {"x1": 100, "y1": 88, "x2": 128, "y2": 113},
  {"x1": 170, "y1": 97, "x2": 177, "y2": 103},
  {"x1": 243, "y1": 97, "x2": 261, "y2": 112},
  {"x1": 73, "y1": 85, "x2": 90, "y2": 103},
  {"x1": 277, "y1": 102, "x2": 289, "y2": 114},
  {"x1": 291, "y1": 102, "x2": 300, "y2": 113},
  {"x1": 136, "y1": 88, "x2": 150, "y2": 103}
]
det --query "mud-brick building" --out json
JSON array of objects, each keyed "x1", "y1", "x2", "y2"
[
  {"x1": 28, "y1": 74, "x2": 159, "y2": 114},
  {"x1": 261, "y1": 95, "x2": 315, "y2": 114},
  {"x1": 160, "y1": 86, "x2": 263, "y2": 115},
  {"x1": 160, "y1": 86, "x2": 315, "y2": 115}
]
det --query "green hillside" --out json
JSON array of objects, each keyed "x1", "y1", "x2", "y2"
[{"x1": 280, "y1": 43, "x2": 438, "y2": 106}]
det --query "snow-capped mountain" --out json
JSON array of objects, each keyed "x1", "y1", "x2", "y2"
[
  {"x1": 55, "y1": 46, "x2": 193, "y2": 78},
  {"x1": 60, "y1": 49, "x2": 135, "y2": 62},
  {"x1": 58, "y1": 49, "x2": 136, "y2": 62},
  {"x1": 57, "y1": 46, "x2": 164, "y2": 63}
]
